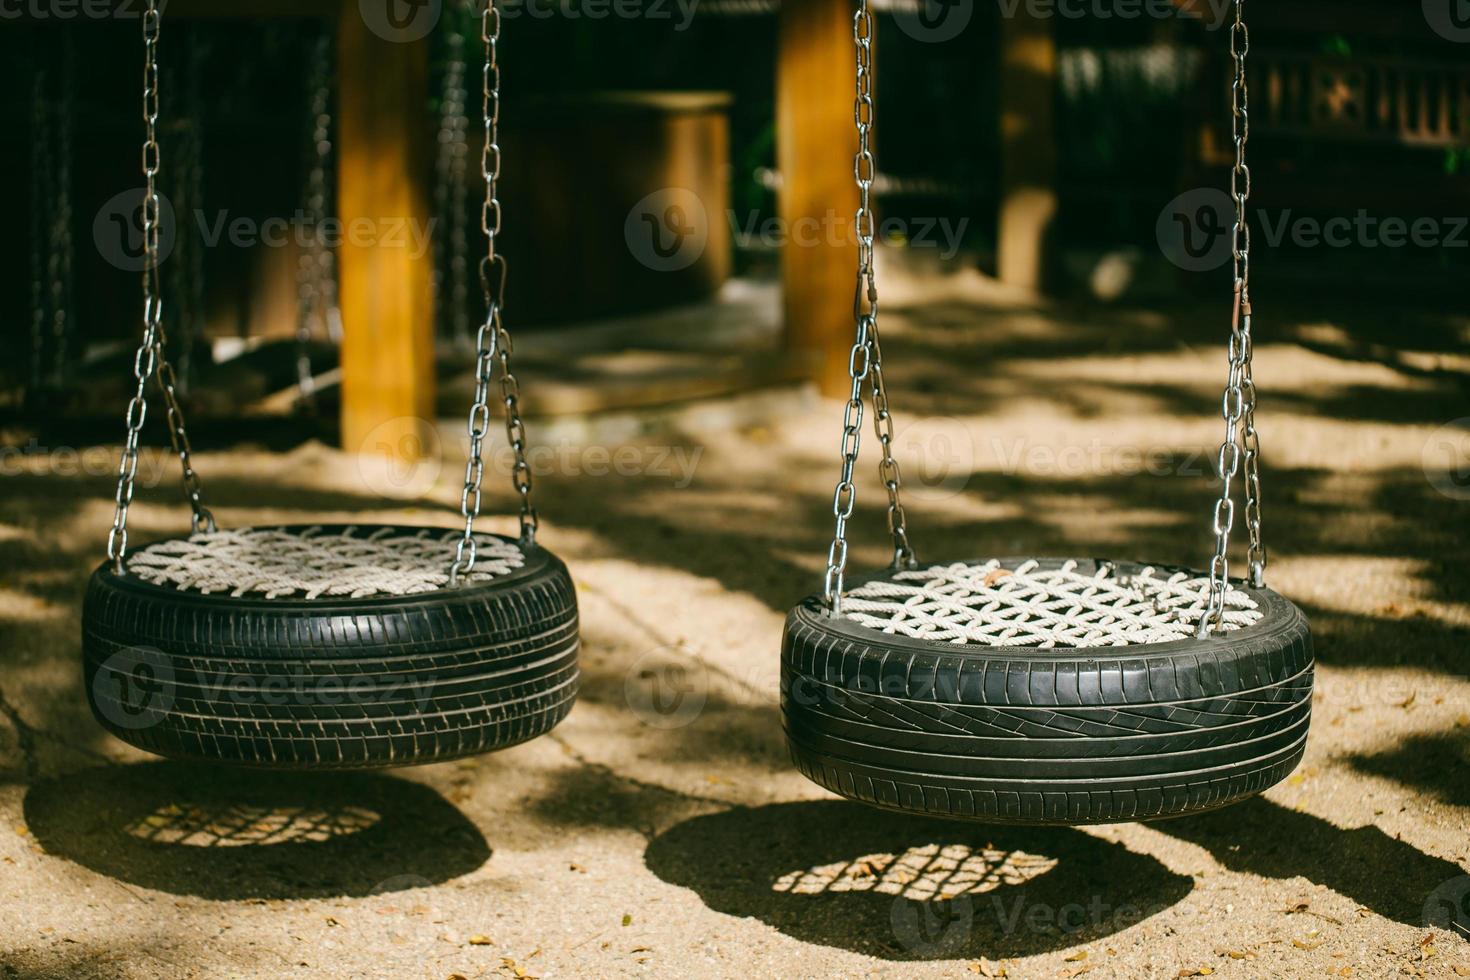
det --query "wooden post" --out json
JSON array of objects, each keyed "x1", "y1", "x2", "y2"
[
  {"x1": 997, "y1": 7, "x2": 1058, "y2": 292},
  {"x1": 778, "y1": 0, "x2": 860, "y2": 398},
  {"x1": 336, "y1": 5, "x2": 434, "y2": 459}
]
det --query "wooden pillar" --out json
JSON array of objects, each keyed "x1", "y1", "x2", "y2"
[
  {"x1": 778, "y1": 0, "x2": 860, "y2": 398},
  {"x1": 336, "y1": 5, "x2": 434, "y2": 459},
  {"x1": 997, "y1": 7, "x2": 1057, "y2": 292}
]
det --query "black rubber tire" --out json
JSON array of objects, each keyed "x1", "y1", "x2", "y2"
[
  {"x1": 81, "y1": 526, "x2": 578, "y2": 770},
  {"x1": 781, "y1": 558, "x2": 1313, "y2": 825}
]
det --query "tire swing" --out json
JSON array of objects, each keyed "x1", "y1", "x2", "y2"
[
  {"x1": 781, "y1": 0, "x2": 1312, "y2": 825},
  {"x1": 82, "y1": 2, "x2": 579, "y2": 770}
]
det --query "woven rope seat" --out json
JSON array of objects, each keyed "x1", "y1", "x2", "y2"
[
  {"x1": 124, "y1": 525, "x2": 526, "y2": 599},
  {"x1": 839, "y1": 558, "x2": 1263, "y2": 649}
]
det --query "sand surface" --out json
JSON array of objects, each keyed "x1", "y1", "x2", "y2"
[{"x1": 2, "y1": 280, "x2": 1467, "y2": 978}]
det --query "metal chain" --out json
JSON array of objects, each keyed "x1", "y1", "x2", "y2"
[
  {"x1": 450, "y1": 0, "x2": 538, "y2": 583},
  {"x1": 1235, "y1": 5, "x2": 1266, "y2": 593},
  {"x1": 49, "y1": 34, "x2": 76, "y2": 389},
  {"x1": 868, "y1": 327, "x2": 915, "y2": 570},
  {"x1": 1199, "y1": 0, "x2": 1264, "y2": 635},
  {"x1": 295, "y1": 30, "x2": 336, "y2": 408},
  {"x1": 107, "y1": 0, "x2": 214, "y2": 573},
  {"x1": 821, "y1": 0, "x2": 916, "y2": 613},
  {"x1": 434, "y1": 11, "x2": 472, "y2": 348},
  {"x1": 175, "y1": 30, "x2": 207, "y2": 396},
  {"x1": 28, "y1": 60, "x2": 51, "y2": 396}
]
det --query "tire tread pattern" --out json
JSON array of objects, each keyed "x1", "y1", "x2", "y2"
[
  {"x1": 781, "y1": 574, "x2": 1312, "y2": 825},
  {"x1": 81, "y1": 533, "x2": 579, "y2": 770}
]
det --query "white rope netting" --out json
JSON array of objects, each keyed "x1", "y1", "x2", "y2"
[
  {"x1": 841, "y1": 559, "x2": 1263, "y2": 649},
  {"x1": 125, "y1": 526, "x2": 525, "y2": 599}
]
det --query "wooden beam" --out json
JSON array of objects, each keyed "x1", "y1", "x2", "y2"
[
  {"x1": 778, "y1": 0, "x2": 860, "y2": 398},
  {"x1": 336, "y1": 2, "x2": 434, "y2": 460},
  {"x1": 997, "y1": 6, "x2": 1057, "y2": 293}
]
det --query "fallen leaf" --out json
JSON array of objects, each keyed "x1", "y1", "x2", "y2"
[
  {"x1": 468, "y1": 935, "x2": 492, "y2": 946},
  {"x1": 498, "y1": 957, "x2": 538, "y2": 980},
  {"x1": 983, "y1": 569, "x2": 1013, "y2": 587},
  {"x1": 621, "y1": 914, "x2": 632, "y2": 927},
  {"x1": 1065, "y1": 951, "x2": 1089, "y2": 962},
  {"x1": 1294, "y1": 937, "x2": 1327, "y2": 951}
]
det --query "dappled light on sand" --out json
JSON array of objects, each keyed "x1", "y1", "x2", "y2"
[
  {"x1": 124, "y1": 802, "x2": 380, "y2": 848},
  {"x1": 773, "y1": 844, "x2": 1058, "y2": 900}
]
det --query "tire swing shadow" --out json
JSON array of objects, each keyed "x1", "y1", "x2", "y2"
[
  {"x1": 645, "y1": 800, "x2": 1193, "y2": 961},
  {"x1": 22, "y1": 761, "x2": 491, "y2": 900}
]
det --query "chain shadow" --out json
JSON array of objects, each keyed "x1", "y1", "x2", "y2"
[
  {"x1": 1149, "y1": 795, "x2": 1466, "y2": 925},
  {"x1": 645, "y1": 800, "x2": 1193, "y2": 961},
  {"x1": 22, "y1": 761, "x2": 491, "y2": 900},
  {"x1": 1346, "y1": 729, "x2": 1470, "y2": 809}
]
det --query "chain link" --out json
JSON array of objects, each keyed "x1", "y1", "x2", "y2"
[
  {"x1": 821, "y1": 0, "x2": 916, "y2": 613},
  {"x1": 450, "y1": 0, "x2": 538, "y2": 583},
  {"x1": 1200, "y1": 0, "x2": 1264, "y2": 635},
  {"x1": 107, "y1": 0, "x2": 214, "y2": 574}
]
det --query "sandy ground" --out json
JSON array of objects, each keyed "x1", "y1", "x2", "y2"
[{"x1": 1, "y1": 276, "x2": 1468, "y2": 979}]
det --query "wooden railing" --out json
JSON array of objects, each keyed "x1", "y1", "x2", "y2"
[{"x1": 1253, "y1": 52, "x2": 1470, "y2": 148}]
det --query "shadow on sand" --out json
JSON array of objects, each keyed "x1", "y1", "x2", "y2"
[
  {"x1": 645, "y1": 799, "x2": 1193, "y2": 961},
  {"x1": 23, "y1": 761, "x2": 490, "y2": 900}
]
